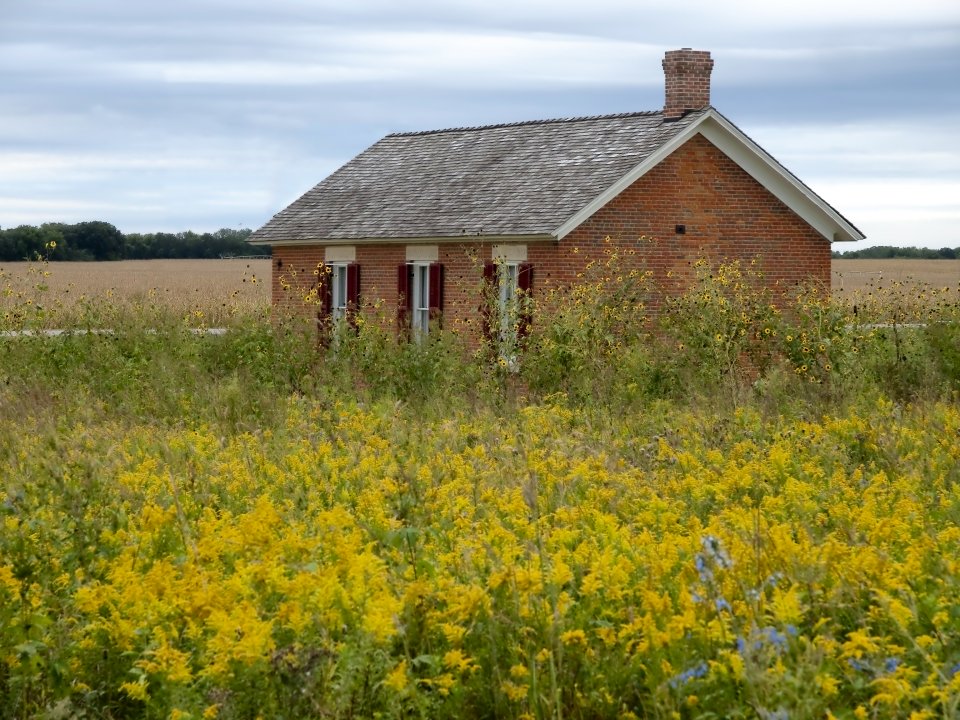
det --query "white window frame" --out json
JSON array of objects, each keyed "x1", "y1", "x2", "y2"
[
  {"x1": 410, "y1": 262, "x2": 431, "y2": 337},
  {"x1": 330, "y1": 262, "x2": 349, "y2": 323},
  {"x1": 498, "y1": 262, "x2": 520, "y2": 344}
]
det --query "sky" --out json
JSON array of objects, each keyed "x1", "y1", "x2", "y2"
[{"x1": 1, "y1": 0, "x2": 958, "y2": 251}]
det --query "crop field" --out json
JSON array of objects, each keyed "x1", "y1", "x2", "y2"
[
  {"x1": 2, "y1": 258, "x2": 957, "y2": 322},
  {"x1": 0, "y1": 259, "x2": 271, "y2": 327},
  {"x1": 2, "y1": 255, "x2": 960, "y2": 719},
  {"x1": 833, "y1": 259, "x2": 960, "y2": 295}
]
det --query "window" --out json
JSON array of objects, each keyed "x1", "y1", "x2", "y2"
[
  {"x1": 411, "y1": 262, "x2": 431, "y2": 335},
  {"x1": 484, "y1": 260, "x2": 533, "y2": 351},
  {"x1": 319, "y1": 262, "x2": 359, "y2": 328},
  {"x1": 330, "y1": 263, "x2": 349, "y2": 322},
  {"x1": 398, "y1": 262, "x2": 443, "y2": 337},
  {"x1": 498, "y1": 262, "x2": 520, "y2": 342}
]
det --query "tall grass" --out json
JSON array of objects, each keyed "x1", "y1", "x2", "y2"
[
  {"x1": 2, "y1": 255, "x2": 958, "y2": 423},
  {"x1": 1, "y1": 257, "x2": 959, "y2": 719}
]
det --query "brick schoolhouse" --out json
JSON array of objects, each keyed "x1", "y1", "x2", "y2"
[{"x1": 249, "y1": 49, "x2": 864, "y2": 341}]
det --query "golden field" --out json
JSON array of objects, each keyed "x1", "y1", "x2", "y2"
[
  {"x1": 832, "y1": 259, "x2": 960, "y2": 294},
  {"x1": 2, "y1": 258, "x2": 957, "y2": 320},
  {"x1": 0, "y1": 259, "x2": 271, "y2": 327}
]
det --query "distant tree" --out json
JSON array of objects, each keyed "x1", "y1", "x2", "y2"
[
  {"x1": 0, "y1": 224, "x2": 70, "y2": 260},
  {"x1": 59, "y1": 221, "x2": 126, "y2": 260},
  {"x1": 124, "y1": 233, "x2": 151, "y2": 260},
  {"x1": 0, "y1": 225, "x2": 46, "y2": 260},
  {"x1": 833, "y1": 245, "x2": 959, "y2": 260},
  {"x1": 206, "y1": 228, "x2": 258, "y2": 257},
  {"x1": 0, "y1": 222, "x2": 264, "y2": 260}
]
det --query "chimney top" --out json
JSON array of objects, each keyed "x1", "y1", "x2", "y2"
[{"x1": 662, "y1": 49, "x2": 714, "y2": 120}]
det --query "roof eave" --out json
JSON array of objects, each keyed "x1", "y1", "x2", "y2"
[
  {"x1": 249, "y1": 233, "x2": 555, "y2": 247},
  {"x1": 553, "y1": 108, "x2": 866, "y2": 244}
]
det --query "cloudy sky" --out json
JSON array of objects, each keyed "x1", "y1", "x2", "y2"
[{"x1": 1, "y1": 0, "x2": 958, "y2": 250}]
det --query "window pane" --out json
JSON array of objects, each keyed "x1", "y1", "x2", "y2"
[
  {"x1": 499, "y1": 262, "x2": 519, "y2": 342},
  {"x1": 411, "y1": 264, "x2": 430, "y2": 335},
  {"x1": 418, "y1": 265, "x2": 429, "y2": 310},
  {"x1": 332, "y1": 264, "x2": 348, "y2": 320},
  {"x1": 501, "y1": 264, "x2": 518, "y2": 305}
]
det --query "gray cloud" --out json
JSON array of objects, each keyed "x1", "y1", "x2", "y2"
[{"x1": 1, "y1": 0, "x2": 958, "y2": 248}]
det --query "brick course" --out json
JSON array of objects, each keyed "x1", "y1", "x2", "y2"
[{"x1": 663, "y1": 49, "x2": 714, "y2": 120}]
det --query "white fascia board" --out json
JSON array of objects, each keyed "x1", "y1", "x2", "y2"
[
  {"x1": 699, "y1": 112, "x2": 864, "y2": 242},
  {"x1": 251, "y1": 233, "x2": 553, "y2": 247},
  {"x1": 553, "y1": 109, "x2": 865, "y2": 243}
]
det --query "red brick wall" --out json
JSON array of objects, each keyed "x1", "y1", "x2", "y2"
[
  {"x1": 271, "y1": 246, "x2": 324, "y2": 315},
  {"x1": 270, "y1": 133, "x2": 831, "y2": 335},
  {"x1": 553, "y1": 134, "x2": 831, "y2": 292}
]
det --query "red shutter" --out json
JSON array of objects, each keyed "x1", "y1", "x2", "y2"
[
  {"x1": 316, "y1": 265, "x2": 333, "y2": 346},
  {"x1": 517, "y1": 262, "x2": 533, "y2": 341},
  {"x1": 481, "y1": 262, "x2": 497, "y2": 341},
  {"x1": 346, "y1": 262, "x2": 360, "y2": 330},
  {"x1": 318, "y1": 265, "x2": 332, "y2": 319},
  {"x1": 518, "y1": 263, "x2": 533, "y2": 293},
  {"x1": 428, "y1": 262, "x2": 443, "y2": 326},
  {"x1": 346, "y1": 263, "x2": 360, "y2": 308},
  {"x1": 397, "y1": 263, "x2": 411, "y2": 335}
]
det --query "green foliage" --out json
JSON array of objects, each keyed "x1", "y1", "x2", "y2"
[
  {"x1": 0, "y1": 223, "x2": 263, "y2": 262},
  {"x1": 833, "y1": 244, "x2": 960, "y2": 259},
  {"x1": 2, "y1": 256, "x2": 959, "y2": 422},
  {"x1": 519, "y1": 244, "x2": 660, "y2": 405},
  {"x1": 659, "y1": 258, "x2": 781, "y2": 402}
]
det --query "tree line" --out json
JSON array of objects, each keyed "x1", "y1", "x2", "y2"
[
  {"x1": 833, "y1": 245, "x2": 958, "y2": 259},
  {"x1": 0, "y1": 221, "x2": 267, "y2": 261},
  {"x1": 3, "y1": 224, "x2": 954, "y2": 263}
]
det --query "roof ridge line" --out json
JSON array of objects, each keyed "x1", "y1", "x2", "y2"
[{"x1": 387, "y1": 110, "x2": 662, "y2": 137}]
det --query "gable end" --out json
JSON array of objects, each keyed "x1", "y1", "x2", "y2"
[{"x1": 554, "y1": 109, "x2": 864, "y2": 244}]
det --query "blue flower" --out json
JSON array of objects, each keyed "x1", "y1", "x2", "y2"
[
  {"x1": 760, "y1": 710, "x2": 789, "y2": 720},
  {"x1": 700, "y1": 535, "x2": 732, "y2": 569},
  {"x1": 668, "y1": 661, "x2": 709, "y2": 688},
  {"x1": 737, "y1": 625, "x2": 792, "y2": 657},
  {"x1": 763, "y1": 626, "x2": 788, "y2": 650},
  {"x1": 884, "y1": 657, "x2": 901, "y2": 674},
  {"x1": 694, "y1": 554, "x2": 714, "y2": 583},
  {"x1": 715, "y1": 597, "x2": 731, "y2": 612},
  {"x1": 847, "y1": 658, "x2": 870, "y2": 672}
]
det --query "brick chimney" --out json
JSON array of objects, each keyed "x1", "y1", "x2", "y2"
[{"x1": 662, "y1": 48, "x2": 714, "y2": 120}]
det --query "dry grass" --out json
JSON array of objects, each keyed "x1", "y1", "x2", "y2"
[
  {"x1": 833, "y1": 259, "x2": 960, "y2": 294},
  {"x1": 832, "y1": 258, "x2": 960, "y2": 324},
  {"x1": 4, "y1": 257, "x2": 958, "y2": 329},
  {"x1": 0, "y1": 259, "x2": 271, "y2": 327}
]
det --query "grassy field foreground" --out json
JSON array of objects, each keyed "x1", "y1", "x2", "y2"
[{"x1": 2, "y1": 257, "x2": 960, "y2": 718}]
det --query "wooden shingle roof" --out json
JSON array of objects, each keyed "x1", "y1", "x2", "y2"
[{"x1": 250, "y1": 109, "x2": 708, "y2": 243}]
